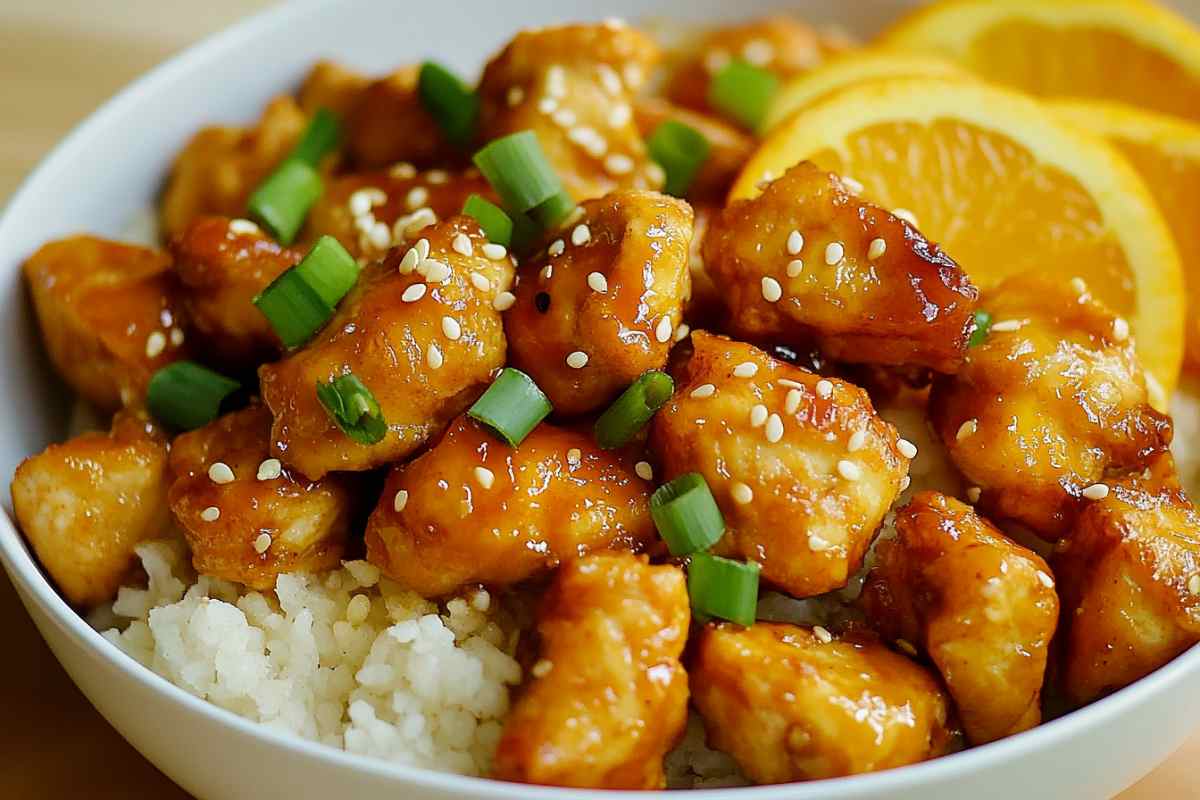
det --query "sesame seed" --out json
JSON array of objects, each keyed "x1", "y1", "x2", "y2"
[
  {"x1": 393, "y1": 489, "x2": 409, "y2": 512},
  {"x1": 704, "y1": 49, "x2": 731, "y2": 74},
  {"x1": 200, "y1": 506, "x2": 221, "y2": 522},
  {"x1": 256, "y1": 458, "x2": 282, "y2": 481},
  {"x1": 623, "y1": 64, "x2": 644, "y2": 88},
  {"x1": 474, "y1": 466, "x2": 495, "y2": 489},
  {"x1": 367, "y1": 221, "x2": 391, "y2": 250},
  {"x1": 761, "y1": 276, "x2": 783, "y2": 302},
  {"x1": 208, "y1": 462, "x2": 235, "y2": 484},
  {"x1": 252, "y1": 532, "x2": 272, "y2": 554},
  {"x1": 841, "y1": 175, "x2": 864, "y2": 194},
  {"x1": 566, "y1": 448, "x2": 582, "y2": 466},
  {"x1": 868, "y1": 238, "x2": 887, "y2": 260},
  {"x1": 546, "y1": 65, "x2": 566, "y2": 97},
  {"x1": 442, "y1": 316, "x2": 462, "y2": 340},
  {"x1": 786, "y1": 259, "x2": 804, "y2": 277},
  {"x1": 538, "y1": 96, "x2": 558, "y2": 114},
  {"x1": 427, "y1": 170, "x2": 449, "y2": 185},
  {"x1": 406, "y1": 186, "x2": 429, "y2": 210},
  {"x1": 742, "y1": 38, "x2": 774, "y2": 66},
  {"x1": 655, "y1": 316, "x2": 673, "y2": 343},
  {"x1": 506, "y1": 85, "x2": 525, "y2": 107},
  {"x1": 540, "y1": 264, "x2": 553, "y2": 280},
  {"x1": 673, "y1": 323, "x2": 690, "y2": 342},
  {"x1": 548, "y1": 239, "x2": 565, "y2": 257},
  {"x1": 604, "y1": 153, "x2": 634, "y2": 176},
  {"x1": 897, "y1": 438, "x2": 918, "y2": 459},
  {"x1": 452, "y1": 233, "x2": 474, "y2": 257},
  {"x1": 553, "y1": 108, "x2": 578, "y2": 127},
  {"x1": 778, "y1": 378, "x2": 805, "y2": 390},
  {"x1": 808, "y1": 533, "x2": 833, "y2": 552},
  {"x1": 566, "y1": 351, "x2": 589, "y2": 369},
  {"x1": 1112, "y1": 317, "x2": 1130, "y2": 342},
  {"x1": 1189, "y1": 574, "x2": 1200, "y2": 596},
  {"x1": 608, "y1": 103, "x2": 632, "y2": 128},
  {"x1": 765, "y1": 414, "x2": 784, "y2": 443},
  {"x1": 493, "y1": 292, "x2": 516, "y2": 311},
  {"x1": 531, "y1": 659, "x2": 554, "y2": 678},
  {"x1": 598, "y1": 63, "x2": 623, "y2": 95},
  {"x1": 229, "y1": 218, "x2": 260, "y2": 235},
  {"x1": 427, "y1": 343, "x2": 444, "y2": 369},
  {"x1": 145, "y1": 331, "x2": 166, "y2": 358},
  {"x1": 170, "y1": 328, "x2": 185, "y2": 346},
  {"x1": 420, "y1": 258, "x2": 451, "y2": 283},
  {"x1": 470, "y1": 272, "x2": 491, "y2": 291},
  {"x1": 646, "y1": 162, "x2": 666, "y2": 186},
  {"x1": 899, "y1": 476, "x2": 911, "y2": 491},
  {"x1": 482, "y1": 243, "x2": 507, "y2": 260},
  {"x1": 750, "y1": 404, "x2": 769, "y2": 427},
  {"x1": 399, "y1": 247, "x2": 420, "y2": 273},
  {"x1": 956, "y1": 419, "x2": 978, "y2": 441},
  {"x1": 897, "y1": 639, "x2": 918, "y2": 657},
  {"x1": 824, "y1": 241, "x2": 845, "y2": 265},
  {"x1": 786, "y1": 230, "x2": 804, "y2": 255},
  {"x1": 1070, "y1": 277, "x2": 1088, "y2": 294},
  {"x1": 1036, "y1": 570, "x2": 1055, "y2": 589},
  {"x1": 813, "y1": 625, "x2": 833, "y2": 644},
  {"x1": 894, "y1": 208, "x2": 919, "y2": 226},
  {"x1": 731, "y1": 481, "x2": 754, "y2": 504},
  {"x1": 1082, "y1": 483, "x2": 1110, "y2": 500},
  {"x1": 635, "y1": 461, "x2": 654, "y2": 480},
  {"x1": 815, "y1": 379, "x2": 833, "y2": 399},
  {"x1": 389, "y1": 162, "x2": 416, "y2": 179},
  {"x1": 732, "y1": 361, "x2": 758, "y2": 378},
  {"x1": 785, "y1": 389, "x2": 802, "y2": 414},
  {"x1": 349, "y1": 188, "x2": 384, "y2": 216},
  {"x1": 401, "y1": 284, "x2": 427, "y2": 303},
  {"x1": 848, "y1": 430, "x2": 868, "y2": 452},
  {"x1": 690, "y1": 383, "x2": 716, "y2": 399},
  {"x1": 989, "y1": 319, "x2": 1026, "y2": 333},
  {"x1": 966, "y1": 486, "x2": 981, "y2": 503},
  {"x1": 838, "y1": 460, "x2": 862, "y2": 481},
  {"x1": 587, "y1": 272, "x2": 608, "y2": 293}
]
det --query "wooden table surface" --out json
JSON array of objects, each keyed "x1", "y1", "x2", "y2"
[{"x1": 1, "y1": 2, "x2": 1196, "y2": 797}]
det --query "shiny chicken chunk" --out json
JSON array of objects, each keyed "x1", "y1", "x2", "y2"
[
  {"x1": 365, "y1": 415, "x2": 656, "y2": 597},
  {"x1": 11, "y1": 413, "x2": 170, "y2": 606},
  {"x1": 478, "y1": 23, "x2": 664, "y2": 202},
  {"x1": 690, "y1": 623, "x2": 957, "y2": 784},
  {"x1": 297, "y1": 60, "x2": 370, "y2": 118},
  {"x1": 259, "y1": 217, "x2": 513, "y2": 478},
  {"x1": 342, "y1": 65, "x2": 458, "y2": 170},
  {"x1": 24, "y1": 236, "x2": 187, "y2": 412},
  {"x1": 493, "y1": 553, "x2": 689, "y2": 789},
  {"x1": 862, "y1": 491, "x2": 1059, "y2": 745},
  {"x1": 930, "y1": 275, "x2": 1171, "y2": 538},
  {"x1": 633, "y1": 97, "x2": 755, "y2": 203},
  {"x1": 168, "y1": 404, "x2": 357, "y2": 590},
  {"x1": 1055, "y1": 455, "x2": 1200, "y2": 706},
  {"x1": 651, "y1": 332, "x2": 909, "y2": 597},
  {"x1": 703, "y1": 162, "x2": 979, "y2": 373},
  {"x1": 507, "y1": 191, "x2": 693, "y2": 415}
]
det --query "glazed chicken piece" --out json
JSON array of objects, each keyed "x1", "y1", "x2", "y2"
[
  {"x1": 169, "y1": 216, "x2": 300, "y2": 371},
  {"x1": 161, "y1": 96, "x2": 307, "y2": 238},
  {"x1": 167, "y1": 404, "x2": 356, "y2": 590},
  {"x1": 633, "y1": 97, "x2": 755, "y2": 203},
  {"x1": 651, "y1": 332, "x2": 909, "y2": 597},
  {"x1": 929, "y1": 275, "x2": 1171, "y2": 538},
  {"x1": 306, "y1": 167, "x2": 493, "y2": 259},
  {"x1": 259, "y1": 217, "x2": 512, "y2": 478},
  {"x1": 11, "y1": 412, "x2": 170, "y2": 607},
  {"x1": 297, "y1": 60, "x2": 370, "y2": 119},
  {"x1": 1054, "y1": 455, "x2": 1200, "y2": 706},
  {"x1": 478, "y1": 22, "x2": 664, "y2": 202},
  {"x1": 506, "y1": 191, "x2": 693, "y2": 415},
  {"x1": 666, "y1": 16, "x2": 853, "y2": 119},
  {"x1": 365, "y1": 415, "x2": 656, "y2": 597},
  {"x1": 861, "y1": 491, "x2": 1059, "y2": 745},
  {"x1": 703, "y1": 162, "x2": 979, "y2": 373},
  {"x1": 24, "y1": 236, "x2": 188, "y2": 412},
  {"x1": 343, "y1": 66, "x2": 458, "y2": 170},
  {"x1": 493, "y1": 553, "x2": 689, "y2": 789},
  {"x1": 690, "y1": 623, "x2": 957, "y2": 784}
]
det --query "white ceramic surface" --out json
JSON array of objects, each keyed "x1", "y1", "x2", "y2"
[{"x1": 2, "y1": 1, "x2": 1199, "y2": 798}]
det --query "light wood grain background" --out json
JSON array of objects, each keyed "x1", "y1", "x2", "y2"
[{"x1": 0, "y1": 2, "x2": 1195, "y2": 797}]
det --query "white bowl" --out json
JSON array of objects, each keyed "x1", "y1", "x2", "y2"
[{"x1": 2, "y1": 1, "x2": 1199, "y2": 797}]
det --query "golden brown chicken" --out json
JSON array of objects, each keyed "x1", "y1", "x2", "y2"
[
  {"x1": 1054, "y1": 454, "x2": 1200, "y2": 706},
  {"x1": 161, "y1": 96, "x2": 307, "y2": 238},
  {"x1": 169, "y1": 216, "x2": 299, "y2": 371},
  {"x1": 929, "y1": 275, "x2": 1172, "y2": 538},
  {"x1": 702, "y1": 162, "x2": 979, "y2": 373},
  {"x1": 633, "y1": 97, "x2": 756, "y2": 203},
  {"x1": 297, "y1": 60, "x2": 369, "y2": 118},
  {"x1": 506, "y1": 191, "x2": 693, "y2": 415},
  {"x1": 861, "y1": 491, "x2": 1059, "y2": 745},
  {"x1": 167, "y1": 404, "x2": 357, "y2": 590},
  {"x1": 651, "y1": 332, "x2": 909, "y2": 597},
  {"x1": 690, "y1": 623, "x2": 958, "y2": 784},
  {"x1": 478, "y1": 22, "x2": 664, "y2": 202},
  {"x1": 493, "y1": 552, "x2": 689, "y2": 789},
  {"x1": 24, "y1": 236, "x2": 188, "y2": 412},
  {"x1": 259, "y1": 217, "x2": 512, "y2": 478},
  {"x1": 344, "y1": 66, "x2": 459, "y2": 170},
  {"x1": 11, "y1": 412, "x2": 170, "y2": 606}
]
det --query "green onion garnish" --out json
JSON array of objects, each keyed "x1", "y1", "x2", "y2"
[
  {"x1": 289, "y1": 108, "x2": 342, "y2": 167},
  {"x1": 248, "y1": 159, "x2": 323, "y2": 245},
  {"x1": 528, "y1": 190, "x2": 578, "y2": 231},
  {"x1": 595, "y1": 371, "x2": 675, "y2": 449},
  {"x1": 468, "y1": 368, "x2": 552, "y2": 446},
  {"x1": 647, "y1": 121, "x2": 711, "y2": 197},
  {"x1": 688, "y1": 553, "x2": 761, "y2": 626},
  {"x1": 650, "y1": 473, "x2": 726, "y2": 556},
  {"x1": 146, "y1": 361, "x2": 240, "y2": 431},
  {"x1": 418, "y1": 62, "x2": 480, "y2": 147},
  {"x1": 462, "y1": 194, "x2": 514, "y2": 247},
  {"x1": 473, "y1": 131, "x2": 567, "y2": 216},
  {"x1": 708, "y1": 60, "x2": 779, "y2": 132},
  {"x1": 316, "y1": 373, "x2": 387, "y2": 445},
  {"x1": 253, "y1": 235, "x2": 359, "y2": 349},
  {"x1": 969, "y1": 309, "x2": 992, "y2": 347}
]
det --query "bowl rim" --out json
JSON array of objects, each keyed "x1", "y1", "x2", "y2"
[{"x1": 1, "y1": 0, "x2": 1198, "y2": 796}]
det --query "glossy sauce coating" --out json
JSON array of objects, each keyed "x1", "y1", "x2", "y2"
[
  {"x1": 862, "y1": 491, "x2": 1059, "y2": 744},
  {"x1": 297, "y1": 60, "x2": 370, "y2": 118},
  {"x1": 493, "y1": 553, "x2": 689, "y2": 789}
]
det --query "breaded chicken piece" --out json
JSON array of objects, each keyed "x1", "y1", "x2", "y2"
[
  {"x1": 632, "y1": 97, "x2": 755, "y2": 203},
  {"x1": 24, "y1": 236, "x2": 188, "y2": 412},
  {"x1": 930, "y1": 275, "x2": 1171, "y2": 538},
  {"x1": 703, "y1": 162, "x2": 979, "y2": 373},
  {"x1": 478, "y1": 22, "x2": 664, "y2": 202},
  {"x1": 161, "y1": 96, "x2": 307, "y2": 238},
  {"x1": 11, "y1": 412, "x2": 170, "y2": 606},
  {"x1": 259, "y1": 217, "x2": 512, "y2": 478},
  {"x1": 306, "y1": 168, "x2": 493, "y2": 259},
  {"x1": 651, "y1": 332, "x2": 909, "y2": 597},
  {"x1": 690, "y1": 623, "x2": 957, "y2": 785},
  {"x1": 861, "y1": 491, "x2": 1059, "y2": 744},
  {"x1": 169, "y1": 216, "x2": 299, "y2": 371},
  {"x1": 493, "y1": 553, "x2": 689, "y2": 789},
  {"x1": 365, "y1": 415, "x2": 656, "y2": 597},
  {"x1": 1055, "y1": 455, "x2": 1200, "y2": 706},
  {"x1": 506, "y1": 191, "x2": 692, "y2": 415},
  {"x1": 342, "y1": 65, "x2": 457, "y2": 170},
  {"x1": 297, "y1": 60, "x2": 370, "y2": 119},
  {"x1": 167, "y1": 404, "x2": 356, "y2": 590},
  {"x1": 666, "y1": 16, "x2": 853, "y2": 118}
]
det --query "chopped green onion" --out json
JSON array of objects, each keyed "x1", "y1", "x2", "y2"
[
  {"x1": 473, "y1": 131, "x2": 565, "y2": 216},
  {"x1": 316, "y1": 374, "x2": 387, "y2": 445},
  {"x1": 462, "y1": 194, "x2": 514, "y2": 247},
  {"x1": 508, "y1": 212, "x2": 541, "y2": 254},
  {"x1": 969, "y1": 309, "x2": 992, "y2": 347},
  {"x1": 418, "y1": 62, "x2": 480, "y2": 147},
  {"x1": 253, "y1": 235, "x2": 359, "y2": 348},
  {"x1": 247, "y1": 159, "x2": 323, "y2": 245},
  {"x1": 595, "y1": 371, "x2": 675, "y2": 449},
  {"x1": 650, "y1": 473, "x2": 726, "y2": 556},
  {"x1": 290, "y1": 108, "x2": 342, "y2": 167},
  {"x1": 708, "y1": 60, "x2": 779, "y2": 132},
  {"x1": 647, "y1": 121, "x2": 710, "y2": 197},
  {"x1": 688, "y1": 553, "x2": 761, "y2": 626},
  {"x1": 468, "y1": 368, "x2": 552, "y2": 446},
  {"x1": 146, "y1": 362, "x2": 240, "y2": 431},
  {"x1": 529, "y1": 190, "x2": 578, "y2": 230}
]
